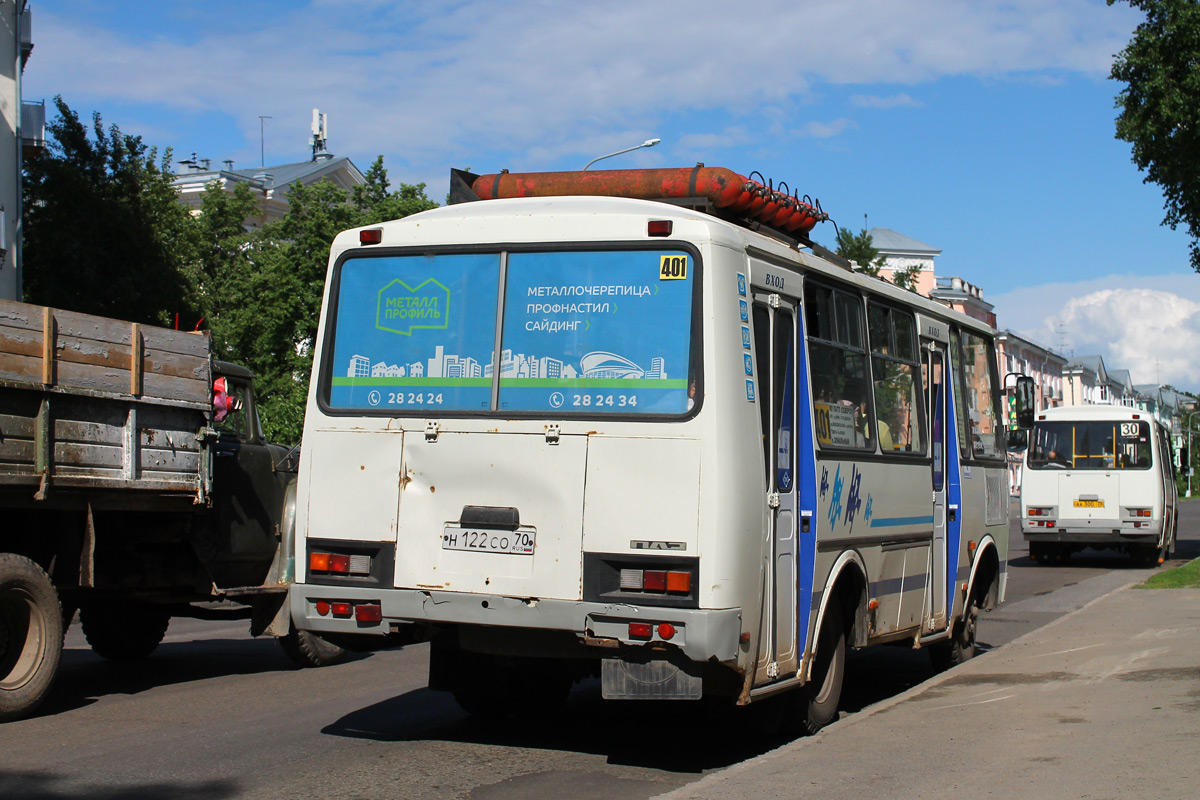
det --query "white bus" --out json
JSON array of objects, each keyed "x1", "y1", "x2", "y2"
[
  {"x1": 1021, "y1": 404, "x2": 1178, "y2": 565},
  {"x1": 291, "y1": 166, "x2": 1032, "y2": 732}
]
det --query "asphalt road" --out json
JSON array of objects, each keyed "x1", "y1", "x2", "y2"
[{"x1": 2, "y1": 499, "x2": 1196, "y2": 800}]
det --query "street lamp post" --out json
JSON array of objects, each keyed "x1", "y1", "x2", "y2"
[{"x1": 583, "y1": 138, "x2": 661, "y2": 170}]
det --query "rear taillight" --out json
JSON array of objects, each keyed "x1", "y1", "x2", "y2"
[
  {"x1": 309, "y1": 550, "x2": 372, "y2": 575},
  {"x1": 618, "y1": 568, "x2": 692, "y2": 594}
]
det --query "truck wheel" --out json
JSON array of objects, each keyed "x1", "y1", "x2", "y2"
[
  {"x1": 793, "y1": 601, "x2": 845, "y2": 735},
  {"x1": 80, "y1": 601, "x2": 170, "y2": 661},
  {"x1": 279, "y1": 625, "x2": 348, "y2": 668},
  {"x1": 0, "y1": 554, "x2": 64, "y2": 722},
  {"x1": 930, "y1": 597, "x2": 978, "y2": 672}
]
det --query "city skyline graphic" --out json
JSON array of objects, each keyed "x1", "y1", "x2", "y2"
[{"x1": 346, "y1": 344, "x2": 669, "y2": 382}]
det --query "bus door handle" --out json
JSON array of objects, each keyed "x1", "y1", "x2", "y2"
[{"x1": 949, "y1": 505, "x2": 958, "y2": 522}]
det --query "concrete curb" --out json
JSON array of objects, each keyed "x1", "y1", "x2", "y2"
[{"x1": 649, "y1": 576, "x2": 1147, "y2": 800}]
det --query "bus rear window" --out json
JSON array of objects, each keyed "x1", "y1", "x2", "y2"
[
  {"x1": 324, "y1": 248, "x2": 696, "y2": 415},
  {"x1": 1029, "y1": 420, "x2": 1152, "y2": 470},
  {"x1": 497, "y1": 250, "x2": 694, "y2": 414}
]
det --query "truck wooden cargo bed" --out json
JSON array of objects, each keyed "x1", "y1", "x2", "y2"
[{"x1": 0, "y1": 299, "x2": 213, "y2": 504}]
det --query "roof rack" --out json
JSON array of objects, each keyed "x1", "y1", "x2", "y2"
[{"x1": 448, "y1": 165, "x2": 839, "y2": 250}]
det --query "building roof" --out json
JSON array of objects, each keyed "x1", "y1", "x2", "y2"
[
  {"x1": 996, "y1": 330, "x2": 1069, "y2": 366},
  {"x1": 1065, "y1": 355, "x2": 1106, "y2": 377},
  {"x1": 172, "y1": 155, "x2": 364, "y2": 194},
  {"x1": 227, "y1": 155, "x2": 364, "y2": 190},
  {"x1": 868, "y1": 227, "x2": 942, "y2": 256}
]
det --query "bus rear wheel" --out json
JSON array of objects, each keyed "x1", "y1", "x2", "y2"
[
  {"x1": 792, "y1": 602, "x2": 845, "y2": 735},
  {"x1": 930, "y1": 598, "x2": 978, "y2": 672}
]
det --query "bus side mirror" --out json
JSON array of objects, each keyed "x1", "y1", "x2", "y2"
[
  {"x1": 1006, "y1": 428, "x2": 1028, "y2": 452},
  {"x1": 1013, "y1": 375, "x2": 1035, "y2": 429}
]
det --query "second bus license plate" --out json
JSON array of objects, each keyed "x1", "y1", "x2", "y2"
[
  {"x1": 1073, "y1": 499, "x2": 1105, "y2": 508},
  {"x1": 442, "y1": 525, "x2": 535, "y2": 555}
]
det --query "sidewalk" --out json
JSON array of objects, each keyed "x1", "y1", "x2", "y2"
[{"x1": 656, "y1": 583, "x2": 1200, "y2": 800}]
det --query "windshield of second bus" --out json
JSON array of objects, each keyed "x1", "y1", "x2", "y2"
[{"x1": 1028, "y1": 420, "x2": 1152, "y2": 470}]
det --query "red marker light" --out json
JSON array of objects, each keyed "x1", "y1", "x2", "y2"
[
  {"x1": 355, "y1": 603, "x2": 383, "y2": 623},
  {"x1": 657, "y1": 623, "x2": 677, "y2": 640},
  {"x1": 331, "y1": 602, "x2": 353, "y2": 618},
  {"x1": 315, "y1": 600, "x2": 330, "y2": 616},
  {"x1": 360, "y1": 228, "x2": 383, "y2": 245},
  {"x1": 628, "y1": 622, "x2": 653, "y2": 640},
  {"x1": 647, "y1": 220, "x2": 673, "y2": 237}
]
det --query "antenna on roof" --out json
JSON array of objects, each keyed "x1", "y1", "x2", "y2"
[{"x1": 311, "y1": 109, "x2": 330, "y2": 161}]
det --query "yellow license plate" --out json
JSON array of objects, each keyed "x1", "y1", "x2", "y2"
[{"x1": 1073, "y1": 499, "x2": 1105, "y2": 508}]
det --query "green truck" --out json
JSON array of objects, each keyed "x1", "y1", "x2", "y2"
[{"x1": 0, "y1": 298, "x2": 341, "y2": 722}]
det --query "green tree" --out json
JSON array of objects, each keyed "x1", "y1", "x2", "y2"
[
  {"x1": 1109, "y1": 0, "x2": 1200, "y2": 271},
  {"x1": 835, "y1": 227, "x2": 884, "y2": 276},
  {"x1": 22, "y1": 96, "x2": 198, "y2": 325},
  {"x1": 200, "y1": 157, "x2": 438, "y2": 442},
  {"x1": 889, "y1": 264, "x2": 924, "y2": 293}
]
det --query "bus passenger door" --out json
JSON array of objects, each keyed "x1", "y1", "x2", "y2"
[
  {"x1": 752, "y1": 296, "x2": 799, "y2": 682},
  {"x1": 926, "y1": 343, "x2": 949, "y2": 630}
]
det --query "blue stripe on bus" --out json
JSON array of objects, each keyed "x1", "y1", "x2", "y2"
[
  {"x1": 944, "y1": 369, "x2": 964, "y2": 619},
  {"x1": 869, "y1": 515, "x2": 935, "y2": 528},
  {"x1": 795, "y1": 309, "x2": 818, "y2": 658},
  {"x1": 870, "y1": 572, "x2": 929, "y2": 596}
]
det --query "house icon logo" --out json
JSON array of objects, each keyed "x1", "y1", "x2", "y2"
[{"x1": 376, "y1": 278, "x2": 451, "y2": 336}]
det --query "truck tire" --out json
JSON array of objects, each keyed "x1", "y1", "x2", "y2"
[
  {"x1": 80, "y1": 601, "x2": 170, "y2": 661},
  {"x1": 279, "y1": 625, "x2": 348, "y2": 668},
  {"x1": 0, "y1": 554, "x2": 64, "y2": 722}
]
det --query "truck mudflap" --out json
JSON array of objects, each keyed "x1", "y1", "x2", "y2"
[{"x1": 292, "y1": 584, "x2": 743, "y2": 664}]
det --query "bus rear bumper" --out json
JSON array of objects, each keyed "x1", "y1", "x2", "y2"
[
  {"x1": 291, "y1": 583, "x2": 744, "y2": 663},
  {"x1": 1022, "y1": 527, "x2": 1160, "y2": 545}
]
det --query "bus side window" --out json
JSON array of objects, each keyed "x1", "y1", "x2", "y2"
[{"x1": 806, "y1": 282, "x2": 871, "y2": 451}]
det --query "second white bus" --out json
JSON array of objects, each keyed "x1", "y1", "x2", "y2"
[{"x1": 1021, "y1": 404, "x2": 1178, "y2": 564}]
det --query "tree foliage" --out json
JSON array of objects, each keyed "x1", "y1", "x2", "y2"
[
  {"x1": 23, "y1": 96, "x2": 198, "y2": 325},
  {"x1": 23, "y1": 101, "x2": 439, "y2": 443},
  {"x1": 835, "y1": 226, "x2": 923, "y2": 292},
  {"x1": 835, "y1": 227, "x2": 884, "y2": 276},
  {"x1": 1110, "y1": 0, "x2": 1200, "y2": 271},
  {"x1": 203, "y1": 156, "x2": 439, "y2": 443}
]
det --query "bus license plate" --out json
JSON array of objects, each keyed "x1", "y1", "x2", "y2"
[
  {"x1": 441, "y1": 526, "x2": 535, "y2": 555},
  {"x1": 1073, "y1": 500, "x2": 1105, "y2": 508}
]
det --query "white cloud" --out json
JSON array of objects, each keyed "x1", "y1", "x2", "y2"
[
  {"x1": 850, "y1": 93, "x2": 922, "y2": 109},
  {"x1": 991, "y1": 275, "x2": 1200, "y2": 392},
  {"x1": 26, "y1": 1, "x2": 1142, "y2": 171},
  {"x1": 801, "y1": 118, "x2": 858, "y2": 139}
]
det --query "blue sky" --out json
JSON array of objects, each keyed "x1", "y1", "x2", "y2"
[{"x1": 24, "y1": 0, "x2": 1200, "y2": 391}]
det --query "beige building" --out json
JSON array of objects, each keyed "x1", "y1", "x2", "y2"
[
  {"x1": 0, "y1": 0, "x2": 36, "y2": 300},
  {"x1": 868, "y1": 227, "x2": 939, "y2": 297}
]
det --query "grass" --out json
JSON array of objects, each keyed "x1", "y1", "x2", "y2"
[{"x1": 1140, "y1": 558, "x2": 1200, "y2": 589}]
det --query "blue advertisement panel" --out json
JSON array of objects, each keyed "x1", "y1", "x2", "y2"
[
  {"x1": 327, "y1": 253, "x2": 500, "y2": 411},
  {"x1": 496, "y1": 250, "x2": 694, "y2": 414}
]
